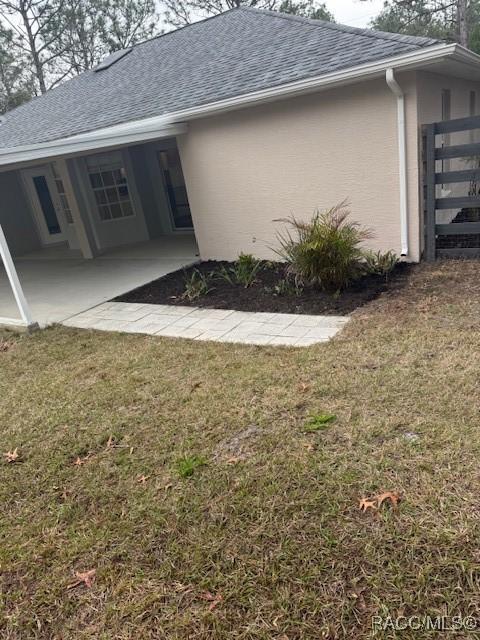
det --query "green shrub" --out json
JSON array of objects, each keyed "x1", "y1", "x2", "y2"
[
  {"x1": 181, "y1": 269, "x2": 211, "y2": 302},
  {"x1": 265, "y1": 277, "x2": 303, "y2": 297},
  {"x1": 274, "y1": 201, "x2": 373, "y2": 293},
  {"x1": 175, "y1": 455, "x2": 207, "y2": 478},
  {"x1": 217, "y1": 253, "x2": 262, "y2": 288},
  {"x1": 364, "y1": 250, "x2": 399, "y2": 280}
]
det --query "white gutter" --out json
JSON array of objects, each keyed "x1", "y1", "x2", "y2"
[
  {"x1": 386, "y1": 68, "x2": 408, "y2": 256},
  {"x1": 0, "y1": 42, "x2": 460, "y2": 168}
]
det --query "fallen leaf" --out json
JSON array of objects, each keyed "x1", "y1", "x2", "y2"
[
  {"x1": 356, "y1": 593, "x2": 368, "y2": 611},
  {"x1": 172, "y1": 581, "x2": 193, "y2": 593},
  {"x1": 359, "y1": 491, "x2": 401, "y2": 512},
  {"x1": 226, "y1": 456, "x2": 242, "y2": 465},
  {"x1": 359, "y1": 498, "x2": 377, "y2": 512},
  {"x1": 199, "y1": 591, "x2": 223, "y2": 611},
  {"x1": 3, "y1": 448, "x2": 19, "y2": 463},
  {"x1": 0, "y1": 339, "x2": 13, "y2": 353},
  {"x1": 67, "y1": 568, "x2": 96, "y2": 590},
  {"x1": 376, "y1": 491, "x2": 401, "y2": 509},
  {"x1": 208, "y1": 594, "x2": 223, "y2": 611}
]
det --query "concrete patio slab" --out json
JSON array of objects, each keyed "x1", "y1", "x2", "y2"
[
  {"x1": 63, "y1": 301, "x2": 349, "y2": 347},
  {"x1": 0, "y1": 236, "x2": 198, "y2": 327}
]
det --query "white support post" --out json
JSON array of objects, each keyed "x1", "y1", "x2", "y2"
[
  {"x1": 0, "y1": 223, "x2": 38, "y2": 330},
  {"x1": 56, "y1": 159, "x2": 95, "y2": 259}
]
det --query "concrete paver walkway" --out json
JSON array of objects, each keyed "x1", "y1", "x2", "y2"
[{"x1": 63, "y1": 302, "x2": 349, "y2": 346}]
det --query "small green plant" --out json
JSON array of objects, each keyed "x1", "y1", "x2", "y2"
[
  {"x1": 364, "y1": 250, "x2": 399, "y2": 280},
  {"x1": 303, "y1": 413, "x2": 336, "y2": 432},
  {"x1": 265, "y1": 277, "x2": 303, "y2": 297},
  {"x1": 175, "y1": 455, "x2": 207, "y2": 478},
  {"x1": 217, "y1": 253, "x2": 262, "y2": 288},
  {"x1": 181, "y1": 269, "x2": 211, "y2": 302},
  {"x1": 273, "y1": 201, "x2": 373, "y2": 294}
]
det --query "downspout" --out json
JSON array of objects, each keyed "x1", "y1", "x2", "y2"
[{"x1": 386, "y1": 68, "x2": 408, "y2": 256}]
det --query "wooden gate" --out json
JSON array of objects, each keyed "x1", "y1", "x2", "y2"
[{"x1": 424, "y1": 114, "x2": 480, "y2": 260}]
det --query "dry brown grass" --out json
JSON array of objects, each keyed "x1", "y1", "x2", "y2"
[{"x1": 1, "y1": 260, "x2": 480, "y2": 639}]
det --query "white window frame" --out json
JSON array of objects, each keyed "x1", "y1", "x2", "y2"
[
  {"x1": 85, "y1": 150, "x2": 137, "y2": 224},
  {"x1": 52, "y1": 162, "x2": 74, "y2": 225}
]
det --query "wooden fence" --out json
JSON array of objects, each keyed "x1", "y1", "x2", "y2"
[{"x1": 424, "y1": 114, "x2": 480, "y2": 260}]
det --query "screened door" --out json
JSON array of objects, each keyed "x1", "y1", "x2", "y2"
[{"x1": 157, "y1": 148, "x2": 193, "y2": 230}]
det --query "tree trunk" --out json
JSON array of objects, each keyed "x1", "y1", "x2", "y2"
[
  {"x1": 457, "y1": 0, "x2": 468, "y2": 48},
  {"x1": 20, "y1": 3, "x2": 47, "y2": 93}
]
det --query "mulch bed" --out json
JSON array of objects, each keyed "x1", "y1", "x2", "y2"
[{"x1": 115, "y1": 260, "x2": 413, "y2": 315}]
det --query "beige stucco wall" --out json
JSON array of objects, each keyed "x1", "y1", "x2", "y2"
[
  {"x1": 178, "y1": 73, "x2": 423, "y2": 262},
  {"x1": 417, "y1": 70, "x2": 480, "y2": 126}
]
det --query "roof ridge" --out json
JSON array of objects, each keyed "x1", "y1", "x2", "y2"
[
  {"x1": 238, "y1": 6, "x2": 440, "y2": 48},
  {"x1": 95, "y1": 6, "x2": 440, "y2": 62}
]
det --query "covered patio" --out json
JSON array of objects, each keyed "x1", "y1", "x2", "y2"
[
  {"x1": 0, "y1": 118, "x2": 202, "y2": 330},
  {"x1": 0, "y1": 236, "x2": 198, "y2": 327}
]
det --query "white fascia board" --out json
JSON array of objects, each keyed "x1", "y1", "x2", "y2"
[
  {"x1": 0, "y1": 122, "x2": 187, "y2": 167},
  {"x1": 0, "y1": 42, "x2": 464, "y2": 167},
  {"x1": 451, "y1": 43, "x2": 480, "y2": 66},
  {"x1": 174, "y1": 42, "x2": 458, "y2": 119}
]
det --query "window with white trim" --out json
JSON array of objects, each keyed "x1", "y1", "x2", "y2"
[
  {"x1": 51, "y1": 163, "x2": 74, "y2": 224},
  {"x1": 86, "y1": 151, "x2": 134, "y2": 221}
]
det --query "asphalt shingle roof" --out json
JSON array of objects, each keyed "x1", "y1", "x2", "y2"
[{"x1": 0, "y1": 7, "x2": 440, "y2": 149}]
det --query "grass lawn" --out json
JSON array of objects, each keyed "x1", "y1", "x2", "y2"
[{"x1": 2, "y1": 261, "x2": 480, "y2": 639}]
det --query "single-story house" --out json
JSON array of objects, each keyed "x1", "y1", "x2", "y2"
[{"x1": 1, "y1": 7, "x2": 480, "y2": 326}]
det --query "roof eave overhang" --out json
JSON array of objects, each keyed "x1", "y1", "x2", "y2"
[
  {"x1": 0, "y1": 122, "x2": 189, "y2": 169},
  {"x1": 0, "y1": 42, "x2": 476, "y2": 169}
]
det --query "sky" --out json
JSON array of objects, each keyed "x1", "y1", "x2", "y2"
[
  {"x1": 154, "y1": 1, "x2": 387, "y2": 32},
  {"x1": 324, "y1": 0, "x2": 385, "y2": 27}
]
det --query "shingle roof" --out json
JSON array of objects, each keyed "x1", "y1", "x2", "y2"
[{"x1": 0, "y1": 7, "x2": 440, "y2": 149}]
